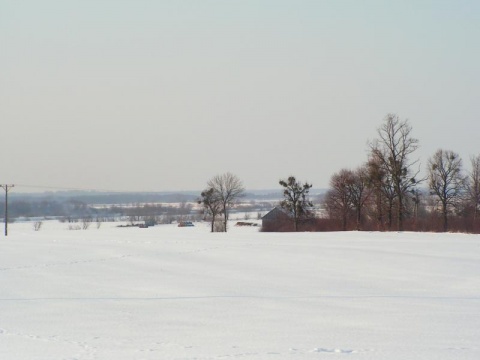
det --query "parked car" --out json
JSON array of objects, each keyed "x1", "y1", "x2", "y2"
[{"x1": 178, "y1": 221, "x2": 194, "y2": 227}]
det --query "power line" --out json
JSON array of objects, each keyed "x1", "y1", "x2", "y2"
[
  {"x1": 14, "y1": 184, "x2": 158, "y2": 194},
  {"x1": 0, "y1": 184, "x2": 14, "y2": 236}
]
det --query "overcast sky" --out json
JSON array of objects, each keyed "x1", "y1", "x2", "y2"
[{"x1": 1, "y1": 0, "x2": 479, "y2": 193}]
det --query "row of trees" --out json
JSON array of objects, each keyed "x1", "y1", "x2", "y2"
[
  {"x1": 325, "y1": 114, "x2": 480, "y2": 233},
  {"x1": 199, "y1": 172, "x2": 317, "y2": 232},
  {"x1": 3, "y1": 198, "x2": 203, "y2": 225},
  {"x1": 200, "y1": 115, "x2": 478, "y2": 233}
]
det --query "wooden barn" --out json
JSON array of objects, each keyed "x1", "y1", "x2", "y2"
[{"x1": 261, "y1": 207, "x2": 292, "y2": 229}]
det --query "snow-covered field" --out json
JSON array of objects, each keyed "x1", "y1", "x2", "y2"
[{"x1": 1, "y1": 221, "x2": 479, "y2": 359}]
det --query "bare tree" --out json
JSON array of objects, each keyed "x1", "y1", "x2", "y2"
[
  {"x1": 428, "y1": 149, "x2": 466, "y2": 232},
  {"x1": 279, "y1": 176, "x2": 313, "y2": 231},
  {"x1": 198, "y1": 188, "x2": 223, "y2": 232},
  {"x1": 325, "y1": 170, "x2": 352, "y2": 231},
  {"x1": 82, "y1": 217, "x2": 92, "y2": 230},
  {"x1": 369, "y1": 114, "x2": 420, "y2": 231},
  {"x1": 347, "y1": 166, "x2": 372, "y2": 230},
  {"x1": 409, "y1": 188, "x2": 423, "y2": 224},
  {"x1": 33, "y1": 221, "x2": 43, "y2": 231},
  {"x1": 207, "y1": 173, "x2": 245, "y2": 232},
  {"x1": 366, "y1": 150, "x2": 397, "y2": 230},
  {"x1": 467, "y1": 154, "x2": 480, "y2": 222}
]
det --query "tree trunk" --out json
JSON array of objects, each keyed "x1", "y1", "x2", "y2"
[
  {"x1": 397, "y1": 192, "x2": 404, "y2": 231},
  {"x1": 356, "y1": 208, "x2": 361, "y2": 230},
  {"x1": 293, "y1": 208, "x2": 298, "y2": 232},
  {"x1": 223, "y1": 211, "x2": 228, "y2": 232},
  {"x1": 443, "y1": 202, "x2": 448, "y2": 232},
  {"x1": 377, "y1": 192, "x2": 384, "y2": 231},
  {"x1": 387, "y1": 201, "x2": 393, "y2": 230}
]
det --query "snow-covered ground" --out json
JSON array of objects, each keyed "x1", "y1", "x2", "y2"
[{"x1": 1, "y1": 221, "x2": 479, "y2": 359}]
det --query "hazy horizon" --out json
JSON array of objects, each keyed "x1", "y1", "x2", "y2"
[
  {"x1": 2, "y1": 1, "x2": 479, "y2": 193},
  {"x1": 8, "y1": 186, "x2": 327, "y2": 196}
]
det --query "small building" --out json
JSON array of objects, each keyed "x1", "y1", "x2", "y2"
[{"x1": 261, "y1": 206, "x2": 292, "y2": 230}]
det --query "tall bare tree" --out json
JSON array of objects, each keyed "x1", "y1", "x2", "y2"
[
  {"x1": 198, "y1": 188, "x2": 223, "y2": 232},
  {"x1": 366, "y1": 151, "x2": 396, "y2": 230},
  {"x1": 207, "y1": 172, "x2": 245, "y2": 232},
  {"x1": 369, "y1": 114, "x2": 420, "y2": 231},
  {"x1": 325, "y1": 169, "x2": 353, "y2": 231},
  {"x1": 279, "y1": 176, "x2": 313, "y2": 231},
  {"x1": 428, "y1": 149, "x2": 466, "y2": 232},
  {"x1": 467, "y1": 154, "x2": 480, "y2": 222}
]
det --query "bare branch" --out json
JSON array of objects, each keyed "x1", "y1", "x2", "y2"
[
  {"x1": 207, "y1": 172, "x2": 245, "y2": 232},
  {"x1": 427, "y1": 149, "x2": 467, "y2": 232}
]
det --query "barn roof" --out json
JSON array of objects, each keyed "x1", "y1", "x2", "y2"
[{"x1": 262, "y1": 206, "x2": 292, "y2": 220}]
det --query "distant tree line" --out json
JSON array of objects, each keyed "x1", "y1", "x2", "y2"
[
  {"x1": 0, "y1": 199, "x2": 94, "y2": 220},
  {"x1": 10, "y1": 191, "x2": 198, "y2": 205},
  {"x1": 1, "y1": 198, "x2": 201, "y2": 225}
]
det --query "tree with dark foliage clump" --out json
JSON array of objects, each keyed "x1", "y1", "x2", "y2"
[
  {"x1": 198, "y1": 188, "x2": 223, "y2": 232},
  {"x1": 279, "y1": 176, "x2": 313, "y2": 231}
]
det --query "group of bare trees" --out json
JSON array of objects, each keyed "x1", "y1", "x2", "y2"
[
  {"x1": 325, "y1": 114, "x2": 480, "y2": 233},
  {"x1": 326, "y1": 114, "x2": 419, "y2": 231},
  {"x1": 199, "y1": 115, "x2": 478, "y2": 234},
  {"x1": 326, "y1": 168, "x2": 370, "y2": 231},
  {"x1": 198, "y1": 172, "x2": 245, "y2": 232}
]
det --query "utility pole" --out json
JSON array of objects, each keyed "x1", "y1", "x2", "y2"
[{"x1": 1, "y1": 184, "x2": 14, "y2": 236}]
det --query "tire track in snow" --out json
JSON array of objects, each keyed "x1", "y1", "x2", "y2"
[
  {"x1": 0, "y1": 254, "x2": 133, "y2": 272},
  {"x1": 1, "y1": 294, "x2": 479, "y2": 302},
  {"x1": 0, "y1": 328, "x2": 98, "y2": 359}
]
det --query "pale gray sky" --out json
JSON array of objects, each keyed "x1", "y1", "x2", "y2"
[{"x1": 1, "y1": 0, "x2": 479, "y2": 192}]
